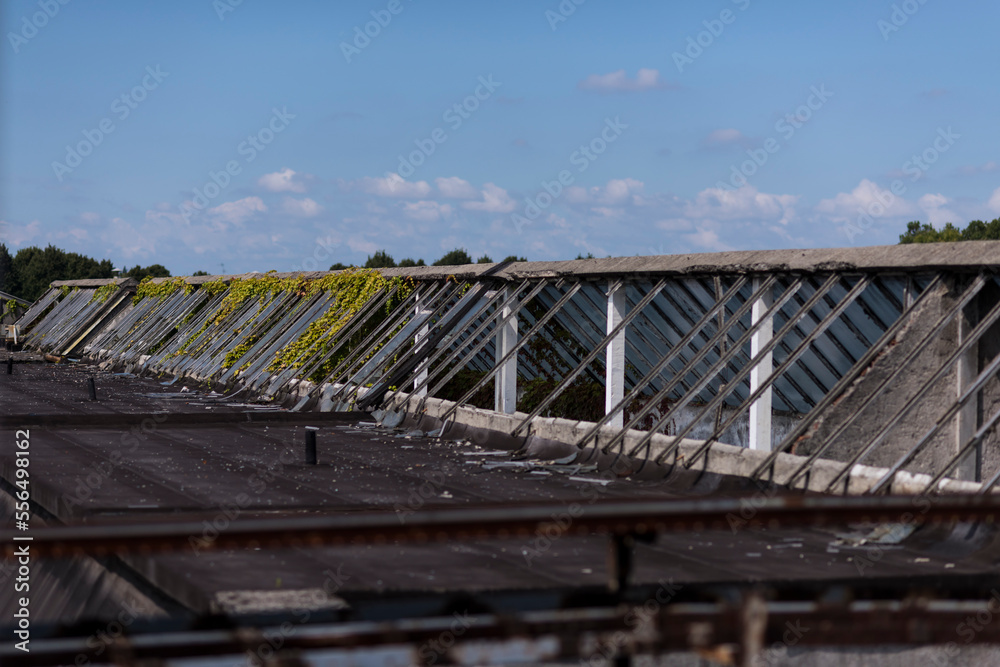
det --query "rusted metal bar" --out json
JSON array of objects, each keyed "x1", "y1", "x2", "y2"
[
  {"x1": 750, "y1": 274, "x2": 946, "y2": 481},
  {"x1": 617, "y1": 277, "x2": 805, "y2": 462},
  {"x1": 680, "y1": 275, "x2": 871, "y2": 469},
  {"x1": 510, "y1": 279, "x2": 668, "y2": 437},
  {"x1": 872, "y1": 348, "x2": 1000, "y2": 494},
  {"x1": 383, "y1": 281, "x2": 527, "y2": 409},
  {"x1": 817, "y1": 279, "x2": 1000, "y2": 492},
  {"x1": 419, "y1": 279, "x2": 551, "y2": 411},
  {"x1": 0, "y1": 410, "x2": 360, "y2": 429},
  {"x1": 573, "y1": 276, "x2": 754, "y2": 451},
  {"x1": 640, "y1": 275, "x2": 837, "y2": 466},
  {"x1": 7, "y1": 493, "x2": 1000, "y2": 560},
  {"x1": 437, "y1": 280, "x2": 584, "y2": 425}
]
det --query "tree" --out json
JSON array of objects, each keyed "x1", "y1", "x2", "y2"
[
  {"x1": 476, "y1": 255, "x2": 493, "y2": 264},
  {"x1": 10, "y1": 245, "x2": 113, "y2": 301},
  {"x1": 899, "y1": 219, "x2": 1000, "y2": 244},
  {"x1": 364, "y1": 250, "x2": 396, "y2": 268},
  {"x1": 432, "y1": 249, "x2": 473, "y2": 266},
  {"x1": 398, "y1": 258, "x2": 426, "y2": 267},
  {"x1": 575, "y1": 252, "x2": 596, "y2": 259},
  {"x1": 124, "y1": 264, "x2": 171, "y2": 282},
  {"x1": 329, "y1": 262, "x2": 350, "y2": 271},
  {"x1": 502, "y1": 255, "x2": 527, "y2": 263},
  {"x1": 0, "y1": 244, "x2": 14, "y2": 295},
  {"x1": 962, "y1": 219, "x2": 1000, "y2": 240},
  {"x1": 192, "y1": 270, "x2": 210, "y2": 276}
]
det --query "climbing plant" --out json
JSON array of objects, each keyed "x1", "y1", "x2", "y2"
[
  {"x1": 133, "y1": 277, "x2": 193, "y2": 304},
  {"x1": 268, "y1": 269, "x2": 414, "y2": 376},
  {"x1": 88, "y1": 283, "x2": 121, "y2": 304}
]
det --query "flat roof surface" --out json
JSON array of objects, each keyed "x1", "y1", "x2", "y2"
[{"x1": 3, "y1": 360, "x2": 998, "y2": 619}]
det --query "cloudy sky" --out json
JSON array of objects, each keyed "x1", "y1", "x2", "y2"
[{"x1": 2, "y1": 0, "x2": 998, "y2": 274}]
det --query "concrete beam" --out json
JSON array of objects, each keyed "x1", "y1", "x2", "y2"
[
  {"x1": 749, "y1": 278, "x2": 774, "y2": 451},
  {"x1": 495, "y1": 286, "x2": 518, "y2": 414},
  {"x1": 141, "y1": 241, "x2": 1000, "y2": 286},
  {"x1": 413, "y1": 289, "x2": 431, "y2": 397},
  {"x1": 605, "y1": 281, "x2": 626, "y2": 429}
]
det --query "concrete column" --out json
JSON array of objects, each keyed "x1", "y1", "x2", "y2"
[
  {"x1": 749, "y1": 278, "x2": 773, "y2": 451},
  {"x1": 413, "y1": 291, "x2": 430, "y2": 397},
  {"x1": 495, "y1": 286, "x2": 518, "y2": 414},
  {"x1": 605, "y1": 281, "x2": 626, "y2": 429},
  {"x1": 956, "y1": 301, "x2": 980, "y2": 480}
]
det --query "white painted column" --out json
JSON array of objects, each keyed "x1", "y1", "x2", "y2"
[
  {"x1": 413, "y1": 290, "x2": 430, "y2": 397},
  {"x1": 605, "y1": 281, "x2": 626, "y2": 429},
  {"x1": 748, "y1": 278, "x2": 773, "y2": 451},
  {"x1": 495, "y1": 286, "x2": 518, "y2": 414},
  {"x1": 956, "y1": 305, "x2": 979, "y2": 480}
]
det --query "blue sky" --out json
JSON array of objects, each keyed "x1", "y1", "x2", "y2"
[{"x1": 2, "y1": 0, "x2": 998, "y2": 275}]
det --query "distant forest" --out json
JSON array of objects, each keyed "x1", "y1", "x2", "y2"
[
  {"x1": 898, "y1": 218, "x2": 1000, "y2": 244},
  {"x1": 0, "y1": 244, "x2": 171, "y2": 302}
]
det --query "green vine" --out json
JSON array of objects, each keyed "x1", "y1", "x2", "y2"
[
  {"x1": 89, "y1": 283, "x2": 121, "y2": 304},
  {"x1": 268, "y1": 269, "x2": 412, "y2": 374},
  {"x1": 223, "y1": 337, "x2": 258, "y2": 370},
  {"x1": 133, "y1": 277, "x2": 193, "y2": 304}
]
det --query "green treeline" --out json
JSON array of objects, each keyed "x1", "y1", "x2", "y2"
[{"x1": 898, "y1": 218, "x2": 1000, "y2": 244}]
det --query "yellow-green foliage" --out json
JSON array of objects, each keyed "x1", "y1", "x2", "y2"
[
  {"x1": 223, "y1": 339, "x2": 256, "y2": 370},
  {"x1": 89, "y1": 283, "x2": 121, "y2": 304},
  {"x1": 133, "y1": 277, "x2": 193, "y2": 304},
  {"x1": 269, "y1": 270, "x2": 412, "y2": 372},
  {"x1": 168, "y1": 270, "x2": 411, "y2": 370},
  {"x1": 200, "y1": 278, "x2": 229, "y2": 296}
]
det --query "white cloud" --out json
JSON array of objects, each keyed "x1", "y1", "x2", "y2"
[
  {"x1": 591, "y1": 207, "x2": 625, "y2": 219},
  {"x1": 956, "y1": 161, "x2": 1000, "y2": 176},
  {"x1": 702, "y1": 128, "x2": 750, "y2": 148},
  {"x1": 54, "y1": 227, "x2": 89, "y2": 243},
  {"x1": 207, "y1": 196, "x2": 267, "y2": 226},
  {"x1": 462, "y1": 183, "x2": 517, "y2": 213},
  {"x1": 603, "y1": 178, "x2": 644, "y2": 203},
  {"x1": 564, "y1": 178, "x2": 645, "y2": 205},
  {"x1": 101, "y1": 217, "x2": 157, "y2": 258},
  {"x1": 655, "y1": 218, "x2": 694, "y2": 233},
  {"x1": 347, "y1": 236, "x2": 378, "y2": 254},
  {"x1": 686, "y1": 185, "x2": 798, "y2": 225},
  {"x1": 402, "y1": 200, "x2": 453, "y2": 222},
  {"x1": 0, "y1": 220, "x2": 41, "y2": 247},
  {"x1": 80, "y1": 211, "x2": 101, "y2": 223},
  {"x1": 917, "y1": 193, "x2": 959, "y2": 225},
  {"x1": 258, "y1": 168, "x2": 307, "y2": 193},
  {"x1": 282, "y1": 197, "x2": 323, "y2": 218},
  {"x1": 356, "y1": 173, "x2": 432, "y2": 198},
  {"x1": 436, "y1": 177, "x2": 479, "y2": 199},
  {"x1": 815, "y1": 179, "x2": 916, "y2": 222},
  {"x1": 988, "y1": 187, "x2": 1000, "y2": 213},
  {"x1": 145, "y1": 207, "x2": 188, "y2": 227},
  {"x1": 578, "y1": 68, "x2": 672, "y2": 93},
  {"x1": 684, "y1": 228, "x2": 733, "y2": 252}
]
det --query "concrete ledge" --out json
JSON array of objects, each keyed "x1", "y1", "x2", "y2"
[
  {"x1": 49, "y1": 277, "x2": 137, "y2": 289},
  {"x1": 398, "y1": 394, "x2": 989, "y2": 496}
]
